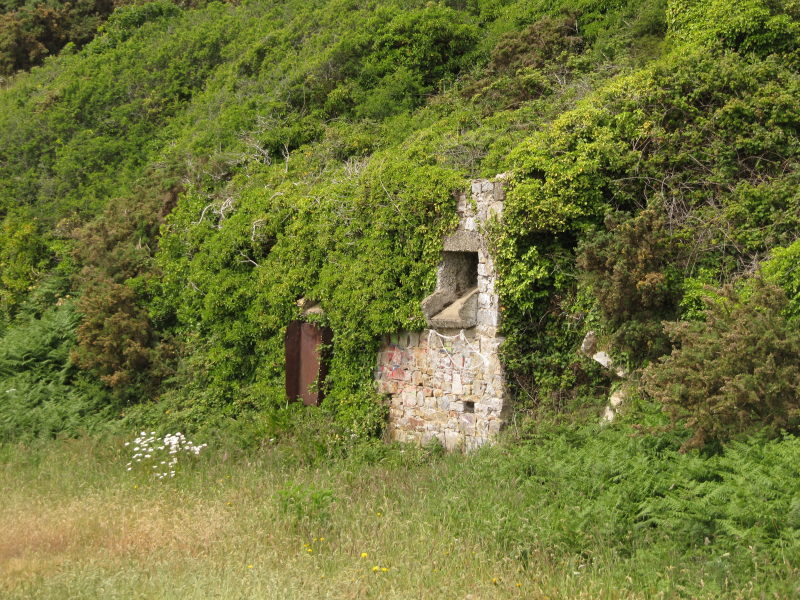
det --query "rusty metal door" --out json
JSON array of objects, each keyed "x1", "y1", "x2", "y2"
[{"x1": 285, "y1": 321, "x2": 332, "y2": 406}]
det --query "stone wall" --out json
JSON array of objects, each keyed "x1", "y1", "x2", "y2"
[
  {"x1": 375, "y1": 329, "x2": 506, "y2": 451},
  {"x1": 375, "y1": 177, "x2": 507, "y2": 451}
]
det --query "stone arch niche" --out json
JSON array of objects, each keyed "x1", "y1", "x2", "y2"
[{"x1": 375, "y1": 177, "x2": 508, "y2": 452}]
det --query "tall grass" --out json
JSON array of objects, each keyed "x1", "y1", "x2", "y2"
[{"x1": 2, "y1": 422, "x2": 798, "y2": 599}]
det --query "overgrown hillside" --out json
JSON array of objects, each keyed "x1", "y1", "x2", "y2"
[
  {"x1": 0, "y1": 0, "x2": 798, "y2": 445},
  {"x1": 1, "y1": 0, "x2": 800, "y2": 595}
]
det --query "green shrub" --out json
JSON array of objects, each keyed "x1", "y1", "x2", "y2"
[
  {"x1": 0, "y1": 299, "x2": 116, "y2": 441},
  {"x1": 762, "y1": 239, "x2": 800, "y2": 319},
  {"x1": 578, "y1": 208, "x2": 682, "y2": 361},
  {"x1": 642, "y1": 280, "x2": 800, "y2": 450},
  {"x1": 0, "y1": 212, "x2": 50, "y2": 321},
  {"x1": 489, "y1": 13, "x2": 584, "y2": 73},
  {"x1": 667, "y1": 0, "x2": 800, "y2": 57}
]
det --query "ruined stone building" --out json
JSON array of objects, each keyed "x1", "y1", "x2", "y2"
[{"x1": 375, "y1": 177, "x2": 508, "y2": 451}]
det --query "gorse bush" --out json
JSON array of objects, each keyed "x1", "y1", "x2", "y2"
[
  {"x1": 578, "y1": 208, "x2": 681, "y2": 361},
  {"x1": 643, "y1": 281, "x2": 800, "y2": 450}
]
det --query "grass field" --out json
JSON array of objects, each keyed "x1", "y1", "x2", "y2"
[{"x1": 1, "y1": 427, "x2": 798, "y2": 599}]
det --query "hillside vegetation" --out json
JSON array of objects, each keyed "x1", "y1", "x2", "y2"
[
  {"x1": 0, "y1": 0, "x2": 799, "y2": 595},
  {"x1": 0, "y1": 0, "x2": 796, "y2": 439}
]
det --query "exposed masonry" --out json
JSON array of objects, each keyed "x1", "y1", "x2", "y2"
[{"x1": 375, "y1": 177, "x2": 508, "y2": 451}]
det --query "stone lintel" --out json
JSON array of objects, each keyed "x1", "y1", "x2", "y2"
[{"x1": 443, "y1": 230, "x2": 482, "y2": 253}]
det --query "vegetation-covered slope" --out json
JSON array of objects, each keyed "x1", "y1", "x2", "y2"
[
  {"x1": 1, "y1": 1, "x2": 800, "y2": 595},
  {"x1": 0, "y1": 0, "x2": 798, "y2": 446}
]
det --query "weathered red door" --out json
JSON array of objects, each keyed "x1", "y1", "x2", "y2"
[{"x1": 285, "y1": 321, "x2": 332, "y2": 406}]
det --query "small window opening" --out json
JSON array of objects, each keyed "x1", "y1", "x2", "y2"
[
  {"x1": 422, "y1": 250, "x2": 480, "y2": 328},
  {"x1": 464, "y1": 401, "x2": 475, "y2": 414},
  {"x1": 440, "y1": 251, "x2": 478, "y2": 297}
]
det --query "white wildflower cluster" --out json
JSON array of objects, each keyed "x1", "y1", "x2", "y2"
[{"x1": 124, "y1": 431, "x2": 207, "y2": 479}]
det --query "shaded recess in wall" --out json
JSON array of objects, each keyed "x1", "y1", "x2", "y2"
[{"x1": 422, "y1": 249, "x2": 480, "y2": 329}]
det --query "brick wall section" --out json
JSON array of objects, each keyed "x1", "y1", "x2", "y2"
[{"x1": 375, "y1": 177, "x2": 507, "y2": 451}]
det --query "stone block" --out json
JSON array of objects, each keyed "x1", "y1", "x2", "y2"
[
  {"x1": 411, "y1": 347, "x2": 425, "y2": 362},
  {"x1": 408, "y1": 417, "x2": 425, "y2": 430},
  {"x1": 452, "y1": 373, "x2": 463, "y2": 395},
  {"x1": 402, "y1": 389, "x2": 416, "y2": 406},
  {"x1": 486, "y1": 397, "x2": 504, "y2": 413},
  {"x1": 444, "y1": 430, "x2": 462, "y2": 451},
  {"x1": 460, "y1": 369, "x2": 475, "y2": 385},
  {"x1": 459, "y1": 413, "x2": 476, "y2": 426}
]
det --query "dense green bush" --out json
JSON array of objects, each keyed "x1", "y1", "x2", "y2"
[
  {"x1": 578, "y1": 208, "x2": 682, "y2": 361},
  {"x1": 668, "y1": 0, "x2": 800, "y2": 57},
  {"x1": 0, "y1": 1, "x2": 236, "y2": 77},
  {"x1": 643, "y1": 281, "x2": 800, "y2": 450},
  {"x1": 762, "y1": 239, "x2": 800, "y2": 319},
  {"x1": 495, "y1": 9, "x2": 800, "y2": 403}
]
